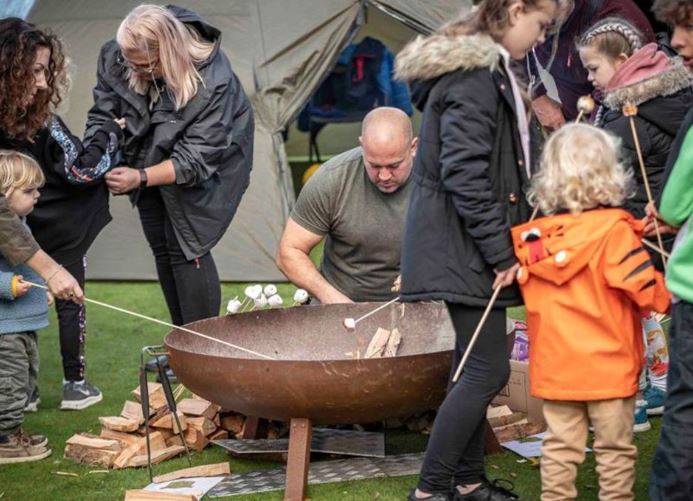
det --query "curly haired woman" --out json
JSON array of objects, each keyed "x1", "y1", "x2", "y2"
[{"x1": 0, "y1": 17, "x2": 125, "y2": 411}]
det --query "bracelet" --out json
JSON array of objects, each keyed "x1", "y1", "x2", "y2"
[
  {"x1": 46, "y1": 265, "x2": 64, "y2": 284},
  {"x1": 139, "y1": 169, "x2": 148, "y2": 190}
]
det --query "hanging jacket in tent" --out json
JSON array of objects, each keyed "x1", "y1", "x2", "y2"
[{"x1": 298, "y1": 36, "x2": 412, "y2": 131}]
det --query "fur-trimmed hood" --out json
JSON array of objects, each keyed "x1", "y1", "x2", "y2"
[
  {"x1": 395, "y1": 32, "x2": 500, "y2": 83},
  {"x1": 395, "y1": 32, "x2": 501, "y2": 110},
  {"x1": 603, "y1": 58, "x2": 693, "y2": 110}
]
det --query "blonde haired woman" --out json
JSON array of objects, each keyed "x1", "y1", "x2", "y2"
[{"x1": 86, "y1": 5, "x2": 254, "y2": 333}]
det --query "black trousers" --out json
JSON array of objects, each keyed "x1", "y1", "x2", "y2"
[
  {"x1": 650, "y1": 300, "x2": 693, "y2": 500},
  {"x1": 56, "y1": 257, "x2": 86, "y2": 381},
  {"x1": 136, "y1": 187, "x2": 221, "y2": 326},
  {"x1": 417, "y1": 303, "x2": 510, "y2": 493}
]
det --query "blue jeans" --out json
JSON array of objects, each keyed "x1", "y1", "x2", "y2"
[{"x1": 650, "y1": 300, "x2": 693, "y2": 500}]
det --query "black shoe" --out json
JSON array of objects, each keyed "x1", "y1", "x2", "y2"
[
  {"x1": 155, "y1": 367, "x2": 178, "y2": 384},
  {"x1": 407, "y1": 489, "x2": 451, "y2": 501},
  {"x1": 453, "y1": 478, "x2": 524, "y2": 501},
  {"x1": 144, "y1": 355, "x2": 169, "y2": 373}
]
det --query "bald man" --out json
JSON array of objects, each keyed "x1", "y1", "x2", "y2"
[{"x1": 277, "y1": 107, "x2": 417, "y2": 303}]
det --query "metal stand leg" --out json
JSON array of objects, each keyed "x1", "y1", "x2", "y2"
[{"x1": 284, "y1": 417, "x2": 312, "y2": 501}]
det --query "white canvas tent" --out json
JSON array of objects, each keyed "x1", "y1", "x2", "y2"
[{"x1": 8, "y1": 0, "x2": 469, "y2": 280}]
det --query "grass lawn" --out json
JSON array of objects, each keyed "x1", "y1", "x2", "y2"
[{"x1": 0, "y1": 282, "x2": 659, "y2": 500}]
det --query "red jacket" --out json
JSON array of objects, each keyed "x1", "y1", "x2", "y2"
[{"x1": 512, "y1": 208, "x2": 670, "y2": 401}]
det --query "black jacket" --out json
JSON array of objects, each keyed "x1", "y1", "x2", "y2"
[
  {"x1": 84, "y1": 5, "x2": 254, "y2": 260},
  {"x1": 395, "y1": 33, "x2": 530, "y2": 307},
  {"x1": 1, "y1": 117, "x2": 122, "y2": 265},
  {"x1": 599, "y1": 60, "x2": 693, "y2": 219}
]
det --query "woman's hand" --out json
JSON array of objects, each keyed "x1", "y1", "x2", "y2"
[
  {"x1": 493, "y1": 263, "x2": 520, "y2": 290},
  {"x1": 46, "y1": 266, "x2": 84, "y2": 303},
  {"x1": 114, "y1": 117, "x2": 126, "y2": 129},
  {"x1": 106, "y1": 167, "x2": 140, "y2": 195},
  {"x1": 532, "y1": 95, "x2": 566, "y2": 131}
]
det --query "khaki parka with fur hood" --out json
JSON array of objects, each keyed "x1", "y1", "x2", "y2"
[{"x1": 395, "y1": 33, "x2": 531, "y2": 306}]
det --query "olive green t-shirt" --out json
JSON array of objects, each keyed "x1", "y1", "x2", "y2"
[{"x1": 291, "y1": 147, "x2": 412, "y2": 302}]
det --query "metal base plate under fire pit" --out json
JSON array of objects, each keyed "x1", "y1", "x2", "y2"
[
  {"x1": 207, "y1": 452, "x2": 424, "y2": 498},
  {"x1": 213, "y1": 428, "x2": 385, "y2": 458}
]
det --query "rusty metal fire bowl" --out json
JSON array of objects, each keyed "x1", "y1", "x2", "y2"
[{"x1": 165, "y1": 302, "x2": 454, "y2": 424}]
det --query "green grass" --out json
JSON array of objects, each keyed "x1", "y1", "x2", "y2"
[{"x1": 0, "y1": 283, "x2": 659, "y2": 500}]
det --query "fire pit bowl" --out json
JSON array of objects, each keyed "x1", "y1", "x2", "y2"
[{"x1": 165, "y1": 301, "x2": 454, "y2": 425}]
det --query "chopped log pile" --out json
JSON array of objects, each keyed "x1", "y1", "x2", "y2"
[
  {"x1": 63, "y1": 383, "x2": 260, "y2": 469},
  {"x1": 487, "y1": 405, "x2": 546, "y2": 443},
  {"x1": 346, "y1": 327, "x2": 402, "y2": 359}
]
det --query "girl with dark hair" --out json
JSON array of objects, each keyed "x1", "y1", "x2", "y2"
[
  {"x1": 0, "y1": 17, "x2": 125, "y2": 411},
  {"x1": 395, "y1": 0, "x2": 558, "y2": 499}
]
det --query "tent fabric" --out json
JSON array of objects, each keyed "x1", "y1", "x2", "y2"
[{"x1": 6, "y1": 0, "x2": 470, "y2": 280}]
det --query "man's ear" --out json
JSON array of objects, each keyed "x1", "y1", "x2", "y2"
[
  {"x1": 358, "y1": 135, "x2": 363, "y2": 147},
  {"x1": 411, "y1": 137, "x2": 419, "y2": 157}
]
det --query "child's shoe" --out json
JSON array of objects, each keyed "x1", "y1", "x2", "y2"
[
  {"x1": 406, "y1": 490, "x2": 451, "y2": 501},
  {"x1": 24, "y1": 388, "x2": 40, "y2": 413},
  {"x1": 644, "y1": 385, "x2": 666, "y2": 416},
  {"x1": 0, "y1": 429, "x2": 51, "y2": 464},
  {"x1": 634, "y1": 400, "x2": 652, "y2": 433},
  {"x1": 60, "y1": 379, "x2": 103, "y2": 410}
]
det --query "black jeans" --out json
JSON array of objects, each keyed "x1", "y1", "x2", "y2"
[
  {"x1": 650, "y1": 300, "x2": 693, "y2": 500},
  {"x1": 137, "y1": 187, "x2": 221, "y2": 326},
  {"x1": 56, "y1": 257, "x2": 86, "y2": 381},
  {"x1": 417, "y1": 303, "x2": 510, "y2": 494}
]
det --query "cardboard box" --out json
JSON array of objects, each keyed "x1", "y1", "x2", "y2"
[{"x1": 493, "y1": 360, "x2": 545, "y2": 425}]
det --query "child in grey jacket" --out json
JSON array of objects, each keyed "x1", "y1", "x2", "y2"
[{"x1": 0, "y1": 150, "x2": 51, "y2": 464}]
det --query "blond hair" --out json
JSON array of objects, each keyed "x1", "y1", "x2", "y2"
[
  {"x1": 0, "y1": 150, "x2": 45, "y2": 195},
  {"x1": 528, "y1": 124, "x2": 633, "y2": 214},
  {"x1": 117, "y1": 4, "x2": 215, "y2": 109}
]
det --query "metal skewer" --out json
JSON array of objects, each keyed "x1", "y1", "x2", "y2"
[{"x1": 24, "y1": 281, "x2": 275, "y2": 361}]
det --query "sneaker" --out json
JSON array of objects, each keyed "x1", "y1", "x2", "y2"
[
  {"x1": 24, "y1": 388, "x2": 40, "y2": 413},
  {"x1": 634, "y1": 400, "x2": 652, "y2": 433},
  {"x1": 0, "y1": 429, "x2": 51, "y2": 464},
  {"x1": 644, "y1": 385, "x2": 666, "y2": 416},
  {"x1": 454, "y1": 478, "x2": 525, "y2": 500},
  {"x1": 407, "y1": 490, "x2": 451, "y2": 501},
  {"x1": 60, "y1": 380, "x2": 103, "y2": 411}
]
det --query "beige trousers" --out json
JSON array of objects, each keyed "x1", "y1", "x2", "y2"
[{"x1": 540, "y1": 397, "x2": 637, "y2": 501}]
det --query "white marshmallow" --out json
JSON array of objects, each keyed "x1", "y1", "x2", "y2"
[
  {"x1": 226, "y1": 299, "x2": 242, "y2": 314},
  {"x1": 245, "y1": 285, "x2": 262, "y2": 299},
  {"x1": 263, "y1": 284, "x2": 278, "y2": 297},
  {"x1": 343, "y1": 318, "x2": 356, "y2": 331},
  {"x1": 254, "y1": 294, "x2": 268, "y2": 308},
  {"x1": 293, "y1": 289, "x2": 309, "y2": 304},
  {"x1": 268, "y1": 294, "x2": 284, "y2": 306}
]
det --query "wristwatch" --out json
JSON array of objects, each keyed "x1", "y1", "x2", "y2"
[{"x1": 139, "y1": 169, "x2": 148, "y2": 190}]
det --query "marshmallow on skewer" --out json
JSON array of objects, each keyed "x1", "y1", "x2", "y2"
[
  {"x1": 268, "y1": 294, "x2": 283, "y2": 307},
  {"x1": 293, "y1": 289, "x2": 309, "y2": 305},
  {"x1": 226, "y1": 298, "x2": 242, "y2": 314},
  {"x1": 254, "y1": 294, "x2": 268, "y2": 309},
  {"x1": 343, "y1": 318, "x2": 356, "y2": 331},
  {"x1": 577, "y1": 95, "x2": 595, "y2": 115},
  {"x1": 263, "y1": 284, "x2": 278, "y2": 297}
]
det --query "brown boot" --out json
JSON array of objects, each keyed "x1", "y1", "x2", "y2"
[{"x1": 0, "y1": 428, "x2": 51, "y2": 464}]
